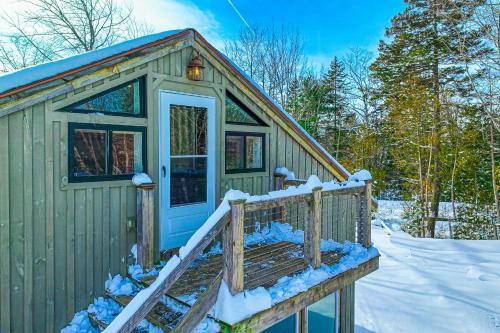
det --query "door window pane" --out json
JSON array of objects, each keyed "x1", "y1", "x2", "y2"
[
  {"x1": 72, "y1": 129, "x2": 106, "y2": 177},
  {"x1": 226, "y1": 135, "x2": 245, "y2": 170},
  {"x1": 170, "y1": 157, "x2": 207, "y2": 206},
  {"x1": 308, "y1": 293, "x2": 336, "y2": 332},
  {"x1": 246, "y1": 136, "x2": 263, "y2": 169},
  {"x1": 262, "y1": 314, "x2": 296, "y2": 333},
  {"x1": 112, "y1": 131, "x2": 143, "y2": 175},
  {"x1": 170, "y1": 105, "x2": 207, "y2": 156}
]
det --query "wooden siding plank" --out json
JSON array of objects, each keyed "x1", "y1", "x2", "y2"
[
  {"x1": 53, "y1": 121, "x2": 69, "y2": 329},
  {"x1": 74, "y1": 189, "x2": 86, "y2": 310},
  {"x1": 45, "y1": 106, "x2": 55, "y2": 332},
  {"x1": 163, "y1": 54, "x2": 171, "y2": 75},
  {"x1": 32, "y1": 106, "x2": 46, "y2": 331},
  {"x1": 93, "y1": 188, "x2": 104, "y2": 297},
  {"x1": 23, "y1": 108, "x2": 34, "y2": 332},
  {"x1": 0, "y1": 116, "x2": 10, "y2": 333},
  {"x1": 86, "y1": 188, "x2": 94, "y2": 301},
  {"x1": 110, "y1": 187, "x2": 121, "y2": 274},
  {"x1": 102, "y1": 187, "x2": 111, "y2": 279},
  {"x1": 120, "y1": 186, "x2": 128, "y2": 275},
  {"x1": 9, "y1": 111, "x2": 25, "y2": 333},
  {"x1": 66, "y1": 189, "x2": 75, "y2": 317}
]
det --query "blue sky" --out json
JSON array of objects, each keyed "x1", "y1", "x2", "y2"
[
  {"x1": 2, "y1": 0, "x2": 406, "y2": 70},
  {"x1": 195, "y1": 0, "x2": 405, "y2": 57}
]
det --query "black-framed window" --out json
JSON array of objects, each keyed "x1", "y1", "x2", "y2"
[
  {"x1": 225, "y1": 132, "x2": 265, "y2": 173},
  {"x1": 68, "y1": 123, "x2": 147, "y2": 182},
  {"x1": 225, "y1": 91, "x2": 267, "y2": 126},
  {"x1": 61, "y1": 77, "x2": 146, "y2": 117}
]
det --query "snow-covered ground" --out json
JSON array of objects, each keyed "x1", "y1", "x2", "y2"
[{"x1": 356, "y1": 201, "x2": 500, "y2": 333}]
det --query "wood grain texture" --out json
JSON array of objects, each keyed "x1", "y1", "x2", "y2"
[{"x1": 224, "y1": 200, "x2": 245, "y2": 294}]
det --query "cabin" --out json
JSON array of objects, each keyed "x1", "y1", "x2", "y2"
[{"x1": 0, "y1": 28, "x2": 378, "y2": 333}]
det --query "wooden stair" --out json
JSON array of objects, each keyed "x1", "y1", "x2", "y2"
[{"x1": 87, "y1": 278, "x2": 191, "y2": 332}]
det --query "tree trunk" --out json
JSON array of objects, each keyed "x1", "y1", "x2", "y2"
[
  {"x1": 428, "y1": 7, "x2": 442, "y2": 238},
  {"x1": 489, "y1": 123, "x2": 499, "y2": 240}
]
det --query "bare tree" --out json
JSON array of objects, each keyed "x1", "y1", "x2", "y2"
[
  {"x1": 343, "y1": 47, "x2": 382, "y2": 128},
  {"x1": 225, "y1": 25, "x2": 306, "y2": 107},
  {"x1": 0, "y1": 0, "x2": 152, "y2": 72}
]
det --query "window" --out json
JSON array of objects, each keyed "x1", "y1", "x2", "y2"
[
  {"x1": 69, "y1": 123, "x2": 146, "y2": 182},
  {"x1": 169, "y1": 104, "x2": 208, "y2": 206},
  {"x1": 225, "y1": 91, "x2": 266, "y2": 126},
  {"x1": 308, "y1": 293, "x2": 337, "y2": 332},
  {"x1": 225, "y1": 132, "x2": 265, "y2": 173},
  {"x1": 261, "y1": 314, "x2": 296, "y2": 333},
  {"x1": 62, "y1": 78, "x2": 145, "y2": 117}
]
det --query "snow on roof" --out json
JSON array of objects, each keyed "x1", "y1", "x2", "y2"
[
  {"x1": 0, "y1": 29, "x2": 187, "y2": 95},
  {"x1": 0, "y1": 28, "x2": 350, "y2": 178}
]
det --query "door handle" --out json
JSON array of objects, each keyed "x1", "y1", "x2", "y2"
[{"x1": 162, "y1": 165, "x2": 167, "y2": 177}]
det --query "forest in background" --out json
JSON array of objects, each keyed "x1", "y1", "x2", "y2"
[
  {"x1": 225, "y1": 0, "x2": 499, "y2": 239},
  {"x1": 0, "y1": 0, "x2": 498, "y2": 239}
]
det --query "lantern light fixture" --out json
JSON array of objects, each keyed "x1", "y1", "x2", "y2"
[{"x1": 187, "y1": 50, "x2": 204, "y2": 81}]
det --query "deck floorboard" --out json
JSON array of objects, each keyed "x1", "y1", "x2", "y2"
[{"x1": 139, "y1": 241, "x2": 344, "y2": 303}]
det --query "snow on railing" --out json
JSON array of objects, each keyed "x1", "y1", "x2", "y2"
[{"x1": 104, "y1": 172, "x2": 373, "y2": 332}]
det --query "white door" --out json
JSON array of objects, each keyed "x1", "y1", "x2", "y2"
[{"x1": 159, "y1": 91, "x2": 216, "y2": 250}]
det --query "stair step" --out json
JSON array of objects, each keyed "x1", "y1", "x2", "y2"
[{"x1": 107, "y1": 292, "x2": 186, "y2": 332}]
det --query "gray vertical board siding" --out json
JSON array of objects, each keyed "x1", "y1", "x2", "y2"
[
  {"x1": 0, "y1": 115, "x2": 10, "y2": 332},
  {"x1": 32, "y1": 105, "x2": 47, "y2": 331},
  {"x1": 9, "y1": 111, "x2": 24, "y2": 333}
]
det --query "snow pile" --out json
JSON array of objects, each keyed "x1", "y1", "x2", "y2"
[
  {"x1": 61, "y1": 310, "x2": 98, "y2": 333},
  {"x1": 356, "y1": 200, "x2": 500, "y2": 333},
  {"x1": 274, "y1": 167, "x2": 296, "y2": 180},
  {"x1": 61, "y1": 297, "x2": 164, "y2": 333},
  {"x1": 213, "y1": 282, "x2": 272, "y2": 325},
  {"x1": 132, "y1": 173, "x2": 153, "y2": 186},
  {"x1": 105, "y1": 274, "x2": 137, "y2": 297},
  {"x1": 348, "y1": 169, "x2": 372, "y2": 182},
  {"x1": 245, "y1": 221, "x2": 304, "y2": 247},
  {"x1": 127, "y1": 264, "x2": 159, "y2": 281}
]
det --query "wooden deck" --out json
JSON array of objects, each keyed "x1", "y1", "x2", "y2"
[
  {"x1": 122, "y1": 241, "x2": 379, "y2": 331},
  {"x1": 138, "y1": 242, "x2": 341, "y2": 302}
]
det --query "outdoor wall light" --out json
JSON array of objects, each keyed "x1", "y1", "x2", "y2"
[{"x1": 187, "y1": 50, "x2": 204, "y2": 81}]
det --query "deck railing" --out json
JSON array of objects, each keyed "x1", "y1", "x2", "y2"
[{"x1": 105, "y1": 176, "x2": 372, "y2": 332}]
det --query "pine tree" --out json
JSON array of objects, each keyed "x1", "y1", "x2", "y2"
[
  {"x1": 322, "y1": 57, "x2": 352, "y2": 160},
  {"x1": 371, "y1": 0, "x2": 489, "y2": 237}
]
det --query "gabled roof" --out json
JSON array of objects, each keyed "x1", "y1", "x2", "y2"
[{"x1": 0, "y1": 28, "x2": 350, "y2": 180}]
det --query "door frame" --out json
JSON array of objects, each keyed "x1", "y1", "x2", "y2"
[{"x1": 158, "y1": 90, "x2": 216, "y2": 250}]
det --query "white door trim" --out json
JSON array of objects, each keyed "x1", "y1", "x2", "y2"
[{"x1": 158, "y1": 90, "x2": 216, "y2": 250}]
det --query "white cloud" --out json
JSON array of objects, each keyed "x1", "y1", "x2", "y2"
[
  {"x1": 0, "y1": 0, "x2": 225, "y2": 49},
  {"x1": 128, "y1": 0, "x2": 225, "y2": 49}
]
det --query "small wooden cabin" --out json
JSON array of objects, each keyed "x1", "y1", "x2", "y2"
[{"x1": 0, "y1": 28, "x2": 377, "y2": 333}]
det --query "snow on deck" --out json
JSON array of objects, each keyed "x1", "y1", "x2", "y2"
[{"x1": 356, "y1": 201, "x2": 500, "y2": 333}]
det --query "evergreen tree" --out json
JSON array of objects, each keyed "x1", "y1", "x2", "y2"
[
  {"x1": 371, "y1": 0, "x2": 489, "y2": 237},
  {"x1": 322, "y1": 57, "x2": 353, "y2": 160}
]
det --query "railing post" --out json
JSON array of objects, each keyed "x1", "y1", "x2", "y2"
[
  {"x1": 223, "y1": 199, "x2": 246, "y2": 295},
  {"x1": 274, "y1": 172, "x2": 287, "y2": 222},
  {"x1": 136, "y1": 183, "x2": 156, "y2": 269},
  {"x1": 305, "y1": 186, "x2": 322, "y2": 269},
  {"x1": 357, "y1": 180, "x2": 372, "y2": 248}
]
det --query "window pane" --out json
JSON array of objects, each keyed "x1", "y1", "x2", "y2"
[
  {"x1": 308, "y1": 293, "x2": 336, "y2": 332},
  {"x1": 246, "y1": 136, "x2": 263, "y2": 169},
  {"x1": 71, "y1": 80, "x2": 141, "y2": 115},
  {"x1": 225, "y1": 95, "x2": 260, "y2": 125},
  {"x1": 170, "y1": 157, "x2": 207, "y2": 206},
  {"x1": 226, "y1": 135, "x2": 244, "y2": 170},
  {"x1": 170, "y1": 105, "x2": 208, "y2": 156},
  {"x1": 112, "y1": 131, "x2": 143, "y2": 175},
  {"x1": 72, "y1": 129, "x2": 106, "y2": 177},
  {"x1": 262, "y1": 314, "x2": 296, "y2": 333}
]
